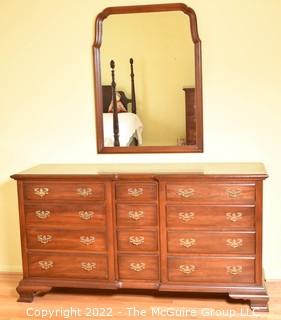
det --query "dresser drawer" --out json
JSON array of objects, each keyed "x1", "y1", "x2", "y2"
[
  {"x1": 167, "y1": 231, "x2": 255, "y2": 254},
  {"x1": 118, "y1": 254, "x2": 159, "y2": 280},
  {"x1": 166, "y1": 183, "x2": 255, "y2": 204},
  {"x1": 27, "y1": 229, "x2": 107, "y2": 252},
  {"x1": 115, "y1": 182, "x2": 157, "y2": 201},
  {"x1": 168, "y1": 257, "x2": 255, "y2": 283},
  {"x1": 117, "y1": 231, "x2": 158, "y2": 252},
  {"x1": 166, "y1": 205, "x2": 255, "y2": 229},
  {"x1": 25, "y1": 204, "x2": 106, "y2": 227},
  {"x1": 23, "y1": 182, "x2": 105, "y2": 201},
  {"x1": 116, "y1": 204, "x2": 157, "y2": 226},
  {"x1": 28, "y1": 253, "x2": 108, "y2": 279}
]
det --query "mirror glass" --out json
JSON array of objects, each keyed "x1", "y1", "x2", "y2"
[
  {"x1": 100, "y1": 11, "x2": 194, "y2": 147},
  {"x1": 93, "y1": 4, "x2": 203, "y2": 153}
]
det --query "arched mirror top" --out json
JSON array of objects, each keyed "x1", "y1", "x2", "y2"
[{"x1": 93, "y1": 3, "x2": 203, "y2": 153}]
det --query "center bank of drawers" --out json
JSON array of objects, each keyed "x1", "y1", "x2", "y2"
[
  {"x1": 23, "y1": 181, "x2": 109, "y2": 280},
  {"x1": 164, "y1": 181, "x2": 256, "y2": 284},
  {"x1": 115, "y1": 182, "x2": 159, "y2": 281}
]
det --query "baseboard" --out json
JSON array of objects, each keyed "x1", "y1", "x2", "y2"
[{"x1": 0, "y1": 266, "x2": 22, "y2": 273}]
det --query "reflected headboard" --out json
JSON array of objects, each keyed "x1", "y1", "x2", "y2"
[{"x1": 102, "y1": 85, "x2": 132, "y2": 113}]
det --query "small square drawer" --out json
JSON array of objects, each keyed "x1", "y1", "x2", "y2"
[
  {"x1": 115, "y1": 182, "x2": 157, "y2": 201},
  {"x1": 118, "y1": 254, "x2": 159, "y2": 280},
  {"x1": 116, "y1": 204, "x2": 158, "y2": 226},
  {"x1": 168, "y1": 257, "x2": 255, "y2": 283},
  {"x1": 23, "y1": 182, "x2": 105, "y2": 201},
  {"x1": 25, "y1": 203, "x2": 106, "y2": 227},
  {"x1": 27, "y1": 229, "x2": 107, "y2": 252},
  {"x1": 167, "y1": 231, "x2": 255, "y2": 254},
  {"x1": 28, "y1": 253, "x2": 108, "y2": 279},
  {"x1": 117, "y1": 231, "x2": 158, "y2": 252},
  {"x1": 166, "y1": 183, "x2": 255, "y2": 204},
  {"x1": 166, "y1": 205, "x2": 255, "y2": 229}
]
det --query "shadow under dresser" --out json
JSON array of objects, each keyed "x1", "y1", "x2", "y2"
[{"x1": 11, "y1": 163, "x2": 269, "y2": 311}]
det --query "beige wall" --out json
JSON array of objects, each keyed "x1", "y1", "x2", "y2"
[
  {"x1": 0, "y1": 0, "x2": 281, "y2": 278},
  {"x1": 101, "y1": 12, "x2": 194, "y2": 145}
]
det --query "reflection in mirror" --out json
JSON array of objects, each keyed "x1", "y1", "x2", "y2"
[
  {"x1": 101, "y1": 12, "x2": 194, "y2": 147},
  {"x1": 93, "y1": 3, "x2": 203, "y2": 153}
]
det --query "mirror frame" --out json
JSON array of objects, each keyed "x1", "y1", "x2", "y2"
[{"x1": 93, "y1": 3, "x2": 203, "y2": 153}]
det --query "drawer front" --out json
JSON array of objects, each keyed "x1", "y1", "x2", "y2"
[
  {"x1": 117, "y1": 231, "x2": 158, "y2": 252},
  {"x1": 27, "y1": 229, "x2": 107, "y2": 252},
  {"x1": 118, "y1": 254, "x2": 159, "y2": 280},
  {"x1": 166, "y1": 205, "x2": 255, "y2": 229},
  {"x1": 25, "y1": 204, "x2": 106, "y2": 227},
  {"x1": 28, "y1": 253, "x2": 108, "y2": 279},
  {"x1": 23, "y1": 182, "x2": 105, "y2": 201},
  {"x1": 116, "y1": 204, "x2": 157, "y2": 226},
  {"x1": 166, "y1": 183, "x2": 255, "y2": 204},
  {"x1": 168, "y1": 257, "x2": 255, "y2": 283},
  {"x1": 115, "y1": 183, "x2": 157, "y2": 201},
  {"x1": 167, "y1": 231, "x2": 255, "y2": 254}
]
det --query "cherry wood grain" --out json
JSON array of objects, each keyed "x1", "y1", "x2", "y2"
[
  {"x1": 27, "y1": 228, "x2": 107, "y2": 252},
  {"x1": 166, "y1": 205, "x2": 255, "y2": 229},
  {"x1": 118, "y1": 254, "x2": 159, "y2": 280},
  {"x1": 25, "y1": 203, "x2": 106, "y2": 227},
  {"x1": 167, "y1": 231, "x2": 255, "y2": 254},
  {"x1": 167, "y1": 256, "x2": 255, "y2": 283},
  {"x1": 166, "y1": 183, "x2": 255, "y2": 204},
  {"x1": 115, "y1": 182, "x2": 157, "y2": 201},
  {"x1": 116, "y1": 204, "x2": 157, "y2": 227},
  {"x1": 117, "y1": 231, "x2": 158, "y2": 252},
  {"x1": 23, "y1": 182, "x2": 105, "y2": 201},
  {"x1": 28, "y1": 253, "x2": 108, "y2": 279}
]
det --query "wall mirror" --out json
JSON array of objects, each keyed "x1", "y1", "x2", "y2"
[{"x1": 93, "y1": 3, "x2": 203, "y2": 153}]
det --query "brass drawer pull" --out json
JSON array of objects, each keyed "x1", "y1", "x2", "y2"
[
  {"x1": 128, "y1": 210, "x2": 144, "y2": 221},
  {"x1": 226, "y1": 238, "x2": 243, "y2": 248},
  {"x1": 37, "y1": 234, "x2": 52, "y2": 244},
  {"x1": 226, "y1": 266, "x2": 242, "y2": 275},
  {"x1": 177, "y1": 188, "x2": 194, "y2": 198},
  {"x1": 178, "y1": 212, "x2": 195, "y2": 222},
  {"x1": 81, "y1": 262, "x2": 96, "y2": 271},
  {"x1": 128, "y1": 188, "x2": 144, "y2": 197},
  {"x1": 38, "y1": 260, "x2": 53, "y2": 270},
  {"x1": 130, "y1": 262, "x2": 145, "y2": 272},
  {"x1": 80, "y1": 236, "x2": 95, "y2": 245},
  {"x1": 226, "y1": 189, "x2": 241, "y2": 198},
  {"x1": 179, "y1": 264, "x2": 195, "y2": 274},
  {"x1": 34, "y1": 187, "x2": 49, "y2": 198},
  {"x1": 77, "y1": 187, "x2": 92, "y2": 197},
  {"x1": 226, "y1": 212, "x2": 243, "y2": 222},
  {"x1": 35, "y1": 210, "x2": 50, "y2": 219},
  {"x1": 129, "y1": 236, "x2": 144, "y2": 246},
  {"x1": 179, "y1": 238, "x2": 196, "y2": 248},
  {"x1": 79, "y1": 211, "x2": 95, "y2": 220}
]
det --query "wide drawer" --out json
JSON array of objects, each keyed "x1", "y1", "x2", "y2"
[
  {"x1": 116, "y1": 204, "x2": 157, "y2": 226},
  {"x1": 117, "y1": 231, "x2": 158, "y2": 252},
  {"x1": 118, "y1": 254, "x2": 159, "y2": 280},
  {"x1": 27, "y1": 229, "x2": 107, "y2": 252},
  {"x1": 168, "y1": 257, "x2": 255, "y2": 283},
  {"x1": 115, "y1": 182, "x2": 157, "y2": 201},
  {"x1": 28, "y1": 253, "x2": 108, "y2": 279},
  {"x1": 25, "y1": 203, "x2": 106, "y2": 227},
  {"x1": 166, "y1": 183, "x2": 255, "y2": 204},
  {"x1": 167, "y1": 231, "x2": 255, "y2": 254},
  {"x1": 23, "y1": 182, "x2": 105, "y2": 201},
  {"x1": 166, "y1": 205, "x2": 255, "y2": 229}
]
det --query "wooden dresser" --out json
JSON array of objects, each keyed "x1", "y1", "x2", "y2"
[{"x1": 11, "y1": 163, "x2": 269, "y2": 311}]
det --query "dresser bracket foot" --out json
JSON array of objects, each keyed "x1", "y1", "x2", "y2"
[
  {"x1": 229, "y1": 289, "x2": 269, "y2": 312},
  {"x1": 17, "y1": 280, "x2": 52, "y2": 303}
]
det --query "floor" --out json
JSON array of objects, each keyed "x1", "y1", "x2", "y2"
[{"x1": 0, "y1": 274, "x2": 280, "y2": 319}]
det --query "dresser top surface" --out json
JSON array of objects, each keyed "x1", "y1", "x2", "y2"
[{"x1": 11, "y1": 163, "x2": 267, "y2": 179}]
